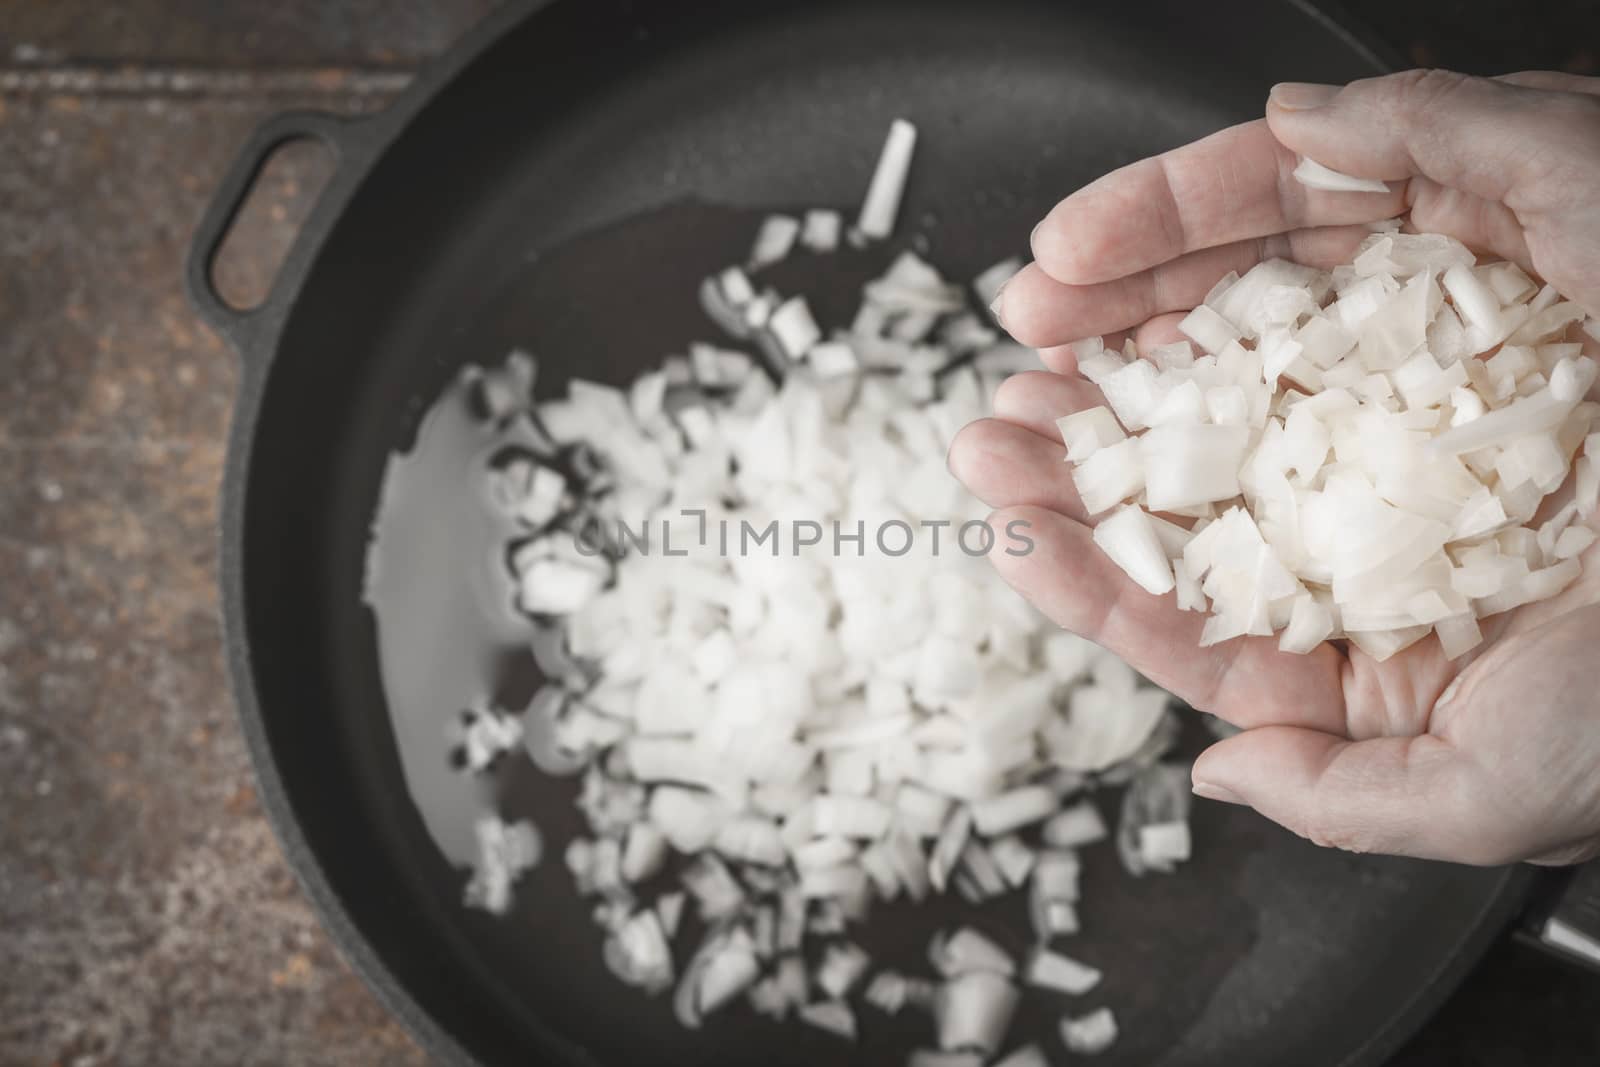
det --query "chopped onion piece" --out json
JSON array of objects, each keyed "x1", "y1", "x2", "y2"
[
  {"x1": 795, "y1": 835, "x2": 857, "y2": 869},
  {"x1": 930, "y1": 927, "x2": 1016, "y2": 978},
  {"x1": 929, "y1": 807, "x2": 974, "y2": 893},
  {"x1": 857, "y1": 119, "x2": 917, "y2": 240},
  {"x1": 800, "y1": 862, "x2": 869, "y2": 901},
  {"x1": 1428, "y1": 388, "x2": 1571, "y2": 456},
  {"x1": 798, "y1": 999, "x2": 858, "y2": 1040},
  {"x1": 970, "y1": 785, "x2": 1057, "y2": 837},
  {"x1": 813, "y1": 795, "x2": 894, "y2": 839},
  {"x1": 1346, "y1": 625, "x2": 1431, "y2": 662},
  {"x1": 768, "y1": 296, "x2": 823, "y2": 360},
  {"x1": 801, "y1": 208, "x2": 843, "y2": 252},
  {"x1": 622, "y1": 822, "x2": 669, "y2": 882},
  {"x1": 1293, "y1": 156, "x2": 1389, "y2": 194},
  {"x1": 1041, "y1": 803, "x2": 1106, "y2": 850},
  {"x1": 605, "y1": 910, "x2": 675, "y2": 993},
  {"x1": 1077, "y1": 351, "x2": 1127, "y2": 384},
  {"x1": 1032, "y1": 850, "x2": 1082, "y2": 903},
  {"x1": 808, "y1": 340, "x2": 860, "y2": 379},
  {"x1": 682, "y1": 854, "x2": 745, "y2": 920},
  {"x1": 1138, "y1": 822, "x2": 1192, "y2": 867},
  {"x1": 1434, "y1": 612, "x2": 1483, "y2": 659},
  {"x1": 1060, "y1": 1007, "x2": 1119, "y2": 1055},
  {"x1": 1179, "y1": 304, "x2": 1243, "y2": 356},
  {"x1": 746, "y1": 976, "x2": 788, "y2": 1019},
  {"x1": 896, "y1": 784, "x2": 954, "y2": 838},
  {"x1": 909, "y1": 1052, "x2": 984, "y2": 1067},
  {"x1": 463, "y1": 817, "x2": 541, "y2": 915},
  {"x1": 656, "y1": 892, "x2": 685, "y2": 937},
  {"x1": 988, "y1": 835, "x2": 1036, "y2": 888},
  {"x1": 959, "y1": 841, "x2": 1008, "y2": 898},
  {"x1": 750, "y1": 215, "x2": 801, "y2": 269},
  {"x1": 1057, "y1": 406, "x2": 1127, "y2": 462},
  {"x1": 866, "y1": 971, "x2": 910, "y2": 1014},
  {"x1": 1093, "y1": 506, "x2": 1176, "y2": 595},
  {"x1": 992, "y1": 1045, "x2": 1050, "y2": 1067},
  {"x1": 1296, "y1": 315, "x2": 1356, "y2": 370},
  {"x1": 681, "y1": 930, "x2": 761, "y2": 1025},
  {"x1": 1556, "y1": 526, "x2": 1597, "y2": 560},
  {"x1": 1099, "y1": 359, "x2": 1166, "y2": 431},
  {"x1": 1033, "y1": 898, "x2": 1080, "y2": 941},
  {"x1": 935, "y1": 971, "x2": 1020, "y2": 1055},
  {"x1": 1072, "y1": 438, "x2": 1145, "y2": 515},
  {"x1": 714, "y1": 816, "x2": 786, "y2": 867},
  {"x1": 1278, "y1": 593, "x2": 1334, "y2": 654},
  {"x1": 1140, "y1": 424, "x2": 1249, "y2": 511},
  {"x1": 649, "y1": 787, "x2": 726, "y2": 853},
  {"x1": 1026, "y1": 949, "x2": 1102, "y2": 995},
  {"x1": 817, "y1": 941, "x2": 872, "y2": 998}
]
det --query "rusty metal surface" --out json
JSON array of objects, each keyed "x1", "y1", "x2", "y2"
[
  {"x1": 0, "y1": 3, "x2": 493, "y2": 67},
  {"x1": 0, "y1": 3, "x2": 1597, "y2": 1067},
  {"x1": 0, "y1": 81, "x2": 427, "y2": 1067}
]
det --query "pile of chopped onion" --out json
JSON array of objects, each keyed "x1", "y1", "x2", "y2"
[
  {"x1": 1063, "y1": 227, "x2": 1599, "y2": 661},
  {"x1": 458, "y1": 121, "x2": 1197, "y2": 1061}
]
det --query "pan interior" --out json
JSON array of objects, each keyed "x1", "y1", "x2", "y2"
[{"x1": 234, "y1": 1, "x2": 1519, "y2": 1064}]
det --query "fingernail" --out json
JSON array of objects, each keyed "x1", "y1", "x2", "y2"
[
  {"x1": 1270, "y1": 82, "x2": 1339, "y2": 111},
  {"x1": 989, "y1": 282, "x2": 1009, "y2": 330},
  {"x1": 1193, "y1": 780, "x2": 1247, "y2": 806},
  {"x1": 1029, "y1": 220, "x2": 1043, "y2": 250}
]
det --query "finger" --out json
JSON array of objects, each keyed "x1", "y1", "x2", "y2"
[
  {"x1": 990, "y1": 371, "x2": 1103, "y2": 442},
  {"x1": 1495, "y1": 70, "x2": 1600, "y2": 95},
  {"x1": 997, "y1": 226, "x2": 1372, "y2": 348},
  {"x1": 987, "y1": 505, "x2": 1348, "y2": 733},
  {"x1": 948, "y1": 419, "x2": 1085, "y2": 520},
  {"x1": 1032, "y1": 314, "x2": 1204, "y2": 396},
  {"x1": 1030, "y1": 119, "x2": 1404, "y2": 286},
  {"x1": 1135, "y1": 313, "x2": 1190, "y2": 353},
  {"x1": 1039, "y1": 331, "x2": 1132, "y2": 376},
  {"x1": 1037, "y1": 344, "x2": 1079, "y2": 376},
  {"x1": 1189, "y1": 727, "x2": 1517, "y2": 864},
  {"x1": 1265, "y1": 72, "x2": 1598, "y2": 200}
]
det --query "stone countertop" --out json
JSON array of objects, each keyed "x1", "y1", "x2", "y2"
[{"x1": 0, "y1": 3, "x2": 1597, "y2": 1066}]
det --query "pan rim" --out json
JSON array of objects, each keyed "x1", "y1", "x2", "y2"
[
  {"x1": 1336, "y1": 863, "x2": 1534, "y2": 1067},
  {"x1": 214, "y1": 2, "x2": 563, "y2": 1064}
]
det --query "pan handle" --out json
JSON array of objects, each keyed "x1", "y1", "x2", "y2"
[
  {"x1": 1516, "y1": 858, "x2": 1600, "y2": 975},
  {"x1": 185, "y1": 110, "x2": 356, "y2": 354}
]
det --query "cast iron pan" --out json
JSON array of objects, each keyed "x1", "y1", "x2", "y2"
[{"x1": 187, "y1": 1, "x2": 1537, "y2": 1064}]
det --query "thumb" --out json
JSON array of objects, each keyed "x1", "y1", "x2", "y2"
[
  {"x1": 1190, "y1": 725, "x2": 1516, "y2": 865},
  {"x1": 1266, "y1": 70, "x2": 1596, "y2": 207},
  {"x1": 1266, "y1": 71, "x2": 1600, "y2": 311}
]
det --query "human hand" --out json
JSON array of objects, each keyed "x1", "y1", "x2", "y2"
[{"x1": 952, "y1": 70, "x2": 1600, "y2": 866}]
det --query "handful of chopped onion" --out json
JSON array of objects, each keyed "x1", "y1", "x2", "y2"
[{"x1": 1064, "y1": 232, "x2": 1598, "y2": 662}]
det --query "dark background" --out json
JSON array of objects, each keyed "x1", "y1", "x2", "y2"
[{"x1": 0, "y1": 2, "x2": 1597, "y2": 1065}]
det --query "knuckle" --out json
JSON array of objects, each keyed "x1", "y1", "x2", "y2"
[
  {"x1": 1383, "y1": 68, "x2": 1480, "y2": 121},
  {"x1": 1548, "y1": 91, "x2": 1600, "y2": 144},
  {"x1": 1369, "y1": 69, "x2": 1491, "y2": 146},
  {"x1": 1302, "y1": 814, "x2": 1379, "y2": 855},
  {"x1": 1515, "y1": 93, "x2": 1600, "y2": 204}
]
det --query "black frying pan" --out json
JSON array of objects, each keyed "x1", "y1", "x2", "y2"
[{"x1": 185, "y1": 2, "x2": 1567, "y2": 1064}]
